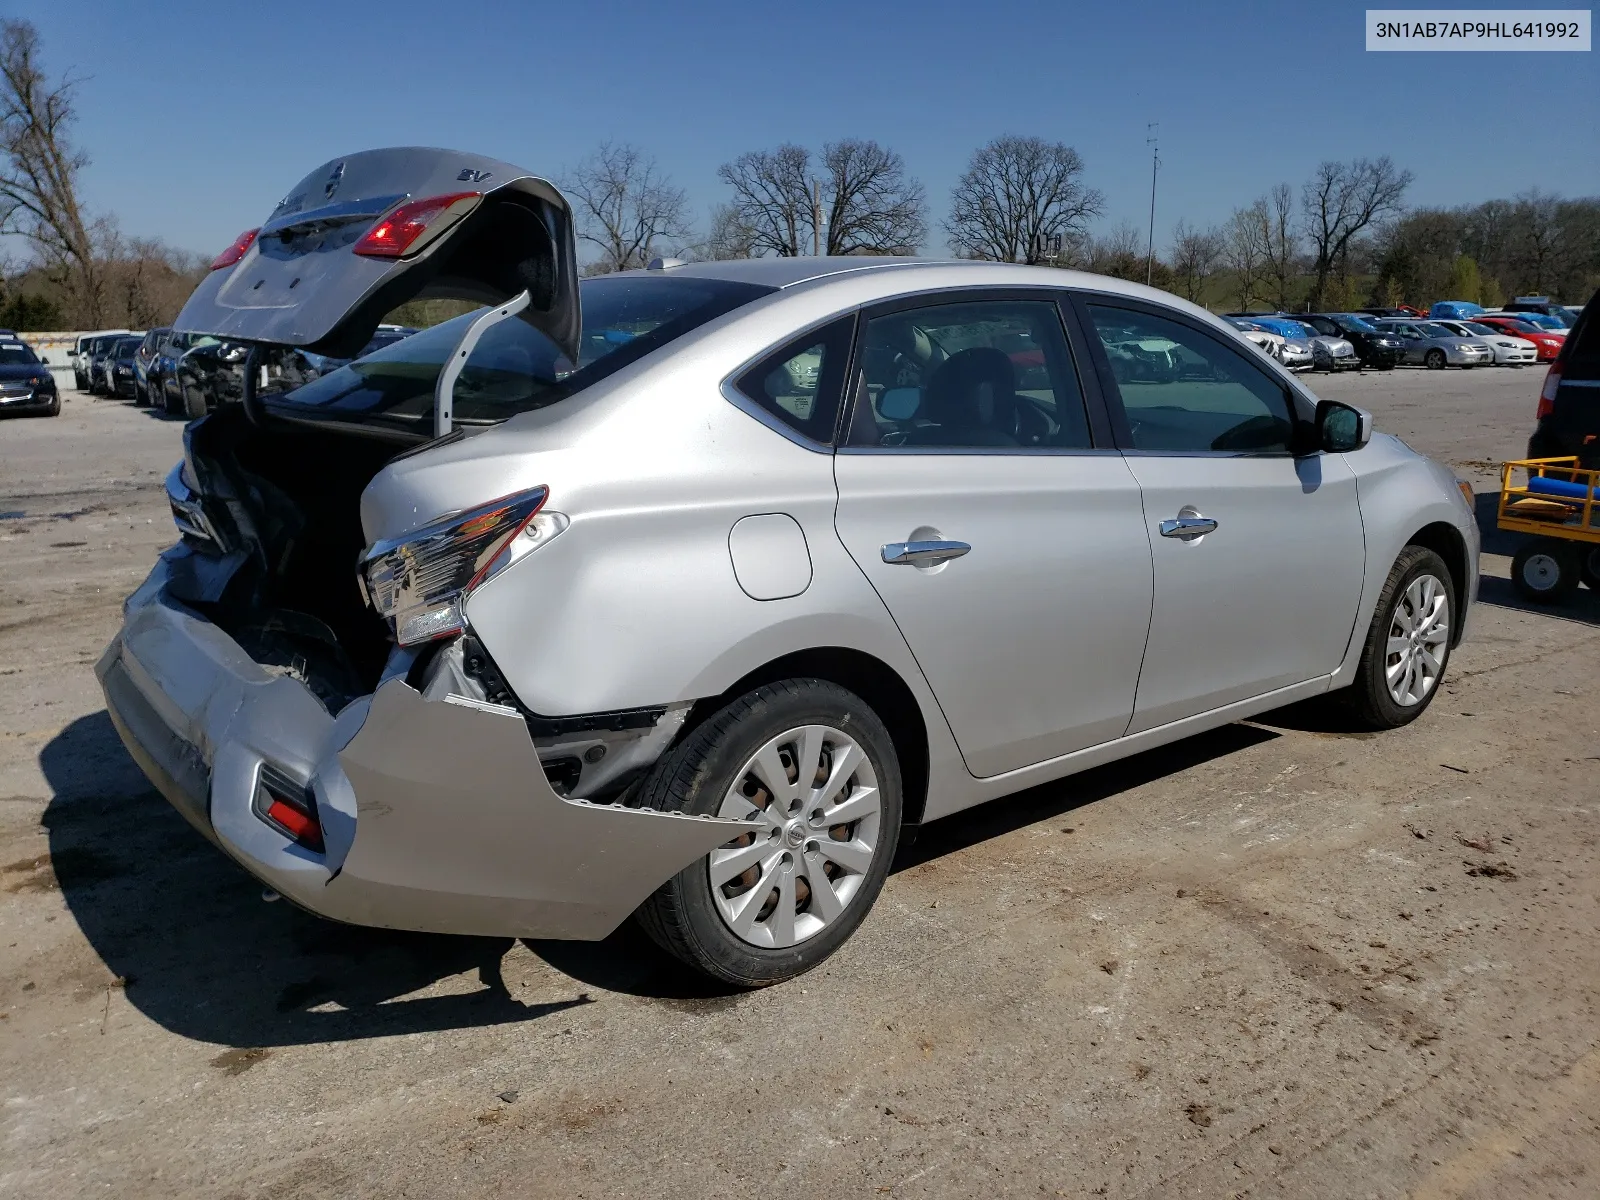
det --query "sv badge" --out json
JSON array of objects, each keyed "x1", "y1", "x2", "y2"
[{"x1": 457, "y1": 168, "x2": 493, "y2": 183}]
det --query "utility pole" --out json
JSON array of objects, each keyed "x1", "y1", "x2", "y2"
[
  {"x1": 812, "y1": 177, "x2": 822, "y2": 256},
  {"x1": 1146, "y1": 123, "x2": 1160, "y2": 286}
]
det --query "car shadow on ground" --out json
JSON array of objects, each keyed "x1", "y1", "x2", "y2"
[
  {"x1": 1471, "y1": 489, "x2": 1600, "y2": 626},
  {"x1": 41, "y1": 706, "x2": 1284, "y2": 1043}
]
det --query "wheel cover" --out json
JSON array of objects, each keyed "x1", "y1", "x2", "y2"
[
  {"x1": 709, "y1": 724, "x2": 882, "y2": 949},
  {"x1": 1385, "y1": 573, "x2": 1449, "y2": 706},
  {"x1": 1522, "y1": 552, "x2": 1561, "y2": 591}
]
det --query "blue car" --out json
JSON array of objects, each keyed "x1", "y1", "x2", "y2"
[{"x1": 1429, "y1": 301, "x2": 1486, "y2": 320}]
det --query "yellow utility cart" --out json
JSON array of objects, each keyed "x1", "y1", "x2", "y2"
[{"x1": 1497, "y1": 456, "x2": 1600, "y2": 602}]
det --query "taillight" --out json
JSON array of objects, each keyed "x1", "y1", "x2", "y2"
[
  {"x1": 255, "y1": 766, "x2": 323, "y2": 852},
  {"x1": 210, "y1": 228, "x2": 258, "y2": 271},
  {"x1": 359, "y1": 487, "x2": 566, "y2": 647},
  {"x1": 1537, "y1": 366, "x2": 1561, "y2": 419},
  {"x1": 352, "y1": 192, "x2": 481, "y2": 259}
]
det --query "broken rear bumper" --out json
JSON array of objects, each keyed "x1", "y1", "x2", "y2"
[{"x1": 96, "y1": 557, "x2": 753, "y2": 940}]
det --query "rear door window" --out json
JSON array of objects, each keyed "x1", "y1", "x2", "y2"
[
  {"x1": 1085, "y1": 302, "x2": 1297, "y2": 454},
  {"x1": 845, "y1": 298, "x2": 1093, "y2": 450}
]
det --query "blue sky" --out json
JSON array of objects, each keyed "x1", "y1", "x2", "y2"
[{"x1": 9, "y1": 0, "x2": 1598, "y2": 260}]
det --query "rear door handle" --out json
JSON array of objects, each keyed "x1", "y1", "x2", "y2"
[
  {"x1": 1159, "y1": 516, "x2": 1218, "y2": 539},
  {"x1": 882, "y1": 540, "x2": 971, "y2": 565}
]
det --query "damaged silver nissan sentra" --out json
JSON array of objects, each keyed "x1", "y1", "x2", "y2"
[{"x1": 98, "y1": 147, "x2": 1479, "y2": 986}]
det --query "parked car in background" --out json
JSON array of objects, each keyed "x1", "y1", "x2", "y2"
[
  {"x1": 1473, "y1": 316, "x2": 1565, "y2": 362},
  {"x1": 0, "y1": 334, "x2": 61, "y2": 417},
  {"x1": 170, "y1": 337, "x2": 248, "y2": 418},
  {"x1": 1301, "y1": 313, "x2": 1406, "y2": 369},
  {"x1": 105, "y1": 335, "x2": 144, "y2": 398},
  {"x1": 1373, "y1": 320, "x2": 1493, "y2": 369},
  {"x1": 1257, "y1": 316, "x2": 1359, "y2": 371},
  {"x1": 1528, "y1": 288, "x2": 1599, "y2": 469},
  {"x1": 262, "y1": 323, "x2": 419, "y2": 394},
  {"x1": 1487, "y1": 310, "x2": 1567, "y2": 334},
  {"x1": 1220, "y1": 315, "x2": 1315, "y2": 370},
  {"x1": 1429, "y1": 301, "x2": 1486, "y2": 321},
  {"x1": 98, "y1": 147, "x2": 1485, "y2": 987},
  {"x1": 1503, "y1": 297, "x2": 1574, "y2": 326},
  {"x1": 69, "y1": 330, "x2": 130, "y2": 390},
  {"x1": 1222, "y1": 317, "x2": 1287, "y2": 362},
  {"x1": 1429, "y1": 319, "x2": 1538, "y2": 366},
  {"x1": 133, "y1": 328, "x2": 170, "y2": 406}
]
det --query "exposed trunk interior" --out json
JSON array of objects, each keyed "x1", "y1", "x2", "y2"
[{"x1": 175, "y1": 405, "x2": 400, "y2": 709}]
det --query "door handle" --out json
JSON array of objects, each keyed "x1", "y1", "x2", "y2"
[
  {"x1": 882, "y1": 540, "x2": 971, "y2": 565},
  {"x1": 1159, "y1": 516, "x2": 1218, "y2": 540}
]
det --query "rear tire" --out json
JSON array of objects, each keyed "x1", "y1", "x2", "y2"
[
  {"x1": 1581, "y1": 547, "x2": 1600, "y2": 591},
  {"x1": 1513, "y1": 540, "x2": 1580, "y2": 603},
  {"x1": 635, "y1": 679, "x2": 902, "y2": 987},
  {"x1": 1338, "y1": 546, "x2": 1454, "y2": 730}
]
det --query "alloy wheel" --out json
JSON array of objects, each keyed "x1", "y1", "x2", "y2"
[
  {"x1": 1384, "y1": 573, "x2": 1449, "y2": 706},
  {"x1": 709, "y1": 724, "x2": 882, "y2": 949}
]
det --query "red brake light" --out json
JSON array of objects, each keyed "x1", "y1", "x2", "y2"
[
  {"x1": 210, "y1": 228, "x2": 259, "y2": 271},
  {"x1": 1537, "y1": 365, "x2": 1561, "y2": 419},
  {"x1": 353, "y1": 192, "x2": 481, "y2": 259}
]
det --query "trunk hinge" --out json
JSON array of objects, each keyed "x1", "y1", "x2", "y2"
[{"x1": 433, "y1": 289, "x2": 532, "y2": 438}]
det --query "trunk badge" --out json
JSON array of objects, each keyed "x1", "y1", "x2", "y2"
[{"x1": 324, "y1": 161, "x2": 345, "y2": 199}]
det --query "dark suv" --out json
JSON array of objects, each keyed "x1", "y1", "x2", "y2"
[
  {"x1": 1529, "y1": 289, "x2": 1599, "y2": 467},
  {"x1": 1300, "y1": 313, "x2": 1406, "y2": 369}
]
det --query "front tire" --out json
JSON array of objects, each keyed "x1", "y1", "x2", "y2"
[
  {"x1": 181, "y1": 382, "x2": 207, "y2": 419},
  {"x1": 1339, "y1": 546, "x2": 1454, "y2": 730},
  {"x1": 635, "y1": 679, "x2": 903, "y2": 987},
  {"x1": 1425, "y1": 349, "x2": 1447, "y2": 370}
]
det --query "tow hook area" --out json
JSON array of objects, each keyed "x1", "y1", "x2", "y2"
[{"x1": 322, "y1": 679, "x2": 757, "y2": 940}]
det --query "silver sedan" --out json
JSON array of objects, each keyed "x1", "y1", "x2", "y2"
[
  {"x1": 96, "y1": 147, "x2": 1480, "y2": 986},
  {"x1": 1374, "y1": 320, "x2": 1494, "y2": 368},
  {"x1": 1429, "y1": 318, "x2": 1539, "y2": 366}
]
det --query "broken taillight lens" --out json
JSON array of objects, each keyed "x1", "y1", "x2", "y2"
[
  {"x1": 352, "y1": 192, "x2": 481, "y2": 259},
  {"x1": 210, "y1": 228, "x2": 259, "y2": 271},
  {"x1": 359, "y1": 486, "x2": 566, "y2": 647}
]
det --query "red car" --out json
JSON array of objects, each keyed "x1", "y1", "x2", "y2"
[{"x1": 1473, "y1": 315, "x2": 1565, "y2": 362}]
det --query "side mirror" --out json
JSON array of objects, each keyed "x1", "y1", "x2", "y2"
[{"x1": 1315, "y1": 399, "x2": 1372, "y2": 453}]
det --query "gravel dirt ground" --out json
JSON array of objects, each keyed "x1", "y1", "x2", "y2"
[{"x1": 2, "y1": 368, "x2": 1597, "y2": 1200}]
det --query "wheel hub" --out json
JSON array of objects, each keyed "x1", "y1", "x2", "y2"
[
  {"x1": 1384, "y1": 573, "x2": 1449, "y2": 707},
  {"x1": 708, "y1": 724, "x2": 882, "y2": 949}
]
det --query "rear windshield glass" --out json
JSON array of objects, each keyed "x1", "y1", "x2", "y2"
[
  {"x1": 266, "y1": 275, "x2": 774, "y2": 436},
  {"x1": 1334, "y1": 314, "x2": 1376, "y2": 333},
  {"x1": 0, "y1": 343, "x2": 39, "y2": 365}
]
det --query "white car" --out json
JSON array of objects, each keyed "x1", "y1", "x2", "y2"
[
  {"x1": 1430, "y1": 319, "x2": 1538, "y2": 366},
  {"x1": 1224, "y1": 319, "x2": 1312, "y2": 370}
]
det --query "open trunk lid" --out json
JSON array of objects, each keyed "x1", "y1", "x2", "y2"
[{"x1": 173, "y1": 147, "x2": 580, "y2": 361}]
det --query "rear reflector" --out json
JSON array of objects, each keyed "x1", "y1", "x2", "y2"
[
  {"x1": 353, "y1": 192, "x2": 481, "y2": 259},
  {"x1": 255, "y1": 765, "x2": 324, "y2": 852},
  {"x1": 210, "y1": 228, "x2": 259, "y2": 271}
]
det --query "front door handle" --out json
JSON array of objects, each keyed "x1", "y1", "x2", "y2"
[
  {"x1": 882, "y1": 539, "x2": 971, "y2": 566},
  {"x1": 1159, "y1": 516, "x2": 1218, "y2": 540}
]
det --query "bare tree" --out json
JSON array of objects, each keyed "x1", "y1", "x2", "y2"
[
  {"x1": 564, "y1": 143, "x2": 689, "y2": 273},
  {"x1": 1509, "y1": 189, "x2": 1563, "y2": 294},
  {"x1": 0, "y1": 19, "x2": 105, "y2": 325},
  {"x1": 820, "y1": 139, "x2": 925, "y2": 255},
  {"x1": 1224, "y1": 201, "x2": 1270, "y2": 311},
  {"x1": 717, "y1": 144, "x2": 812, "y2": 257},
  {"x1": 945, "y1": 135, "x2": 1103, "y2": 264},
  {"x1": 1170, "y1": 219, "x2": 1224, "y2": 303},
  {"x1": 1263, "y1": 182, "x2": 1297, "y2": 311},
  {"x1": 1301, "y1": 156, "x2": 1413, "y2": 310}
]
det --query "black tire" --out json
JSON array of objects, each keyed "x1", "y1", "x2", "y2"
[
  {"x1": 1338, "y1": 545, "x2": 1455, "y2": 730},
  {"x1": 133, "y1": 381, "x2": 149, "y2": 407},
  {"x1": 1581, "y1": 546, "x2": 1600, "y2": 591},
  {"x1": 38, "y1": 393, "x2": 61, "y2": 417},
  {"x1": 162, "y1": 383, "x2": 181, "y2": 417},
  {"x1": 181, "y1": 381, "x2": 207, "y2": 419},
  {"x1": 635, "y1": 679, "x2": 903, "y2": 987},
  {"x1": 1425, "y1": 349, "x2": 1446, "y2": 370},
  {"x1": 1513, "y1": 540, "x2": 1580, "y2": 603}
]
